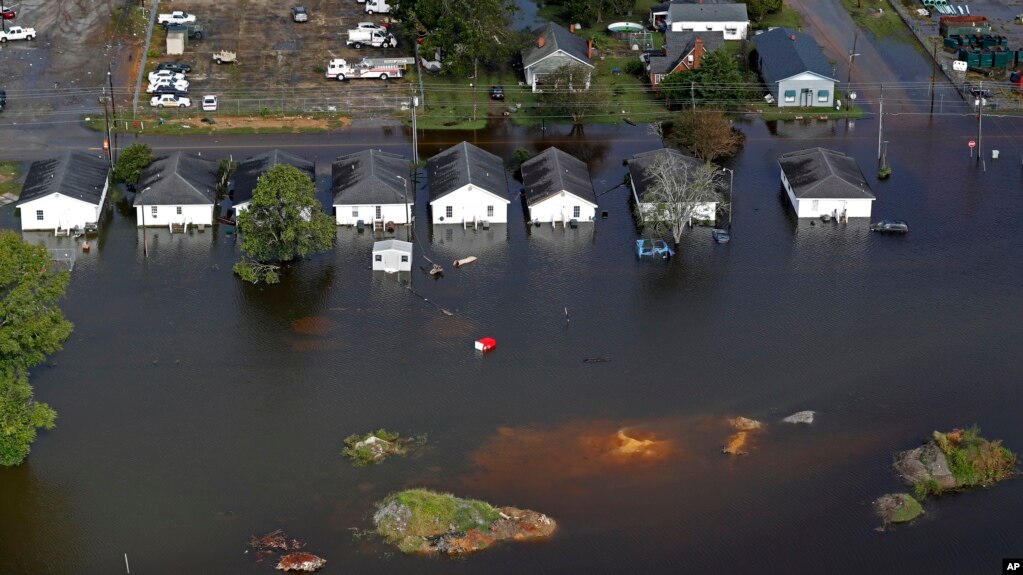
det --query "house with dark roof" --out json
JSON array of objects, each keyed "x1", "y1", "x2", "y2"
[
  {"x1": 232, "y1": 150, "x2": 315, "y2": 214},
  {"x1": 778, "y1": 148, "x2": 874, "y2": 219},
  {"x1": 520, "y1": 147, "x2": 598, "y2": 225},
  {"x1": 331, "y1": 150, "x2": 412, "y2": 226},
  {"x1": 753, "y1": 28, "x2": 837, "y2": 108},
  {"x1": 16, "y1": 151, "x2": 110, "y2": 232},
  {"x1": 427, "y1": 142, "x2": 509, "y2": 225},
  {"x1": 647, "y1": 31, "x2": 724, "y2": 88},
  {"x1": 667, "y1": 3, "x2": 749, "y2": 40},
  {"x1": 133, "y1": 151, "x2": 219, "y2": 227},
  {"x1": 521, "y1": 22, "x2": 594, "y2": 92},
  {"x1": 627, "y1": 148, "x2": 718, "y2": 223}
]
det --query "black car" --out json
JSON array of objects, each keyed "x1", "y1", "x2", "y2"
[
  {"x1": 151, "y1": 85, "x2": 188, "y2": 97},
  {"x1": 966, "y1": 85, "x2": 992, "y2": 99},
  {"x1": 157, "y1": 61, "x2": 192, "y2": 74},
  {"x1": 489, "y1": 85, "x2": 505, "y2": 101},
  {"x1": 870, "y1": 219, "x2": 909, "y2": 233},
  {"x1": 0, "y1": 89, "x2": 6, "y2": 113}
]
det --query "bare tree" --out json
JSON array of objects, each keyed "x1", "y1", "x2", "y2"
[
  {"x1": 534, "y1": 64, "x2": 610, "y2": 124},
  {"x1": 638, "y1": 154, "x2": 725, "y2": 247}
]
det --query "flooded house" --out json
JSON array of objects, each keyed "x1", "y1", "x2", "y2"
[
  {"x1": 332, "y1": 150, "x2": 412, "y2": 227},
  {"x1": 372, "y1": 239, "x2": 413, "y2": 273},
  {"x1": 426, "y1": 141, "x2": 509, "y2": 227},
  {"x1": 521, "y1": 22, "x2": 594, "y2": 92},
  {"x1": 232, "y1": 150, "x2": 315, "y2": 215},
  {"x1": 16, "y1": 151, "x2": 110, "y2": 232},
  {"x1": 778, "y1": 147, "x2": 875, "y2": 219},
  {"x1": 134, "y1": 152, "x2": 219, "y2": 228},
  {"x1": 520, "y1": 147, "x2": 598, "y2": 226},
  {"x1": 627, "y1": 148, "x2": 717, "y2": 223}
]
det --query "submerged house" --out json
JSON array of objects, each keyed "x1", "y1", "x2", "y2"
[
  {"x1": 627, "y1": 148, "x2": 717, "y2": 223},
  {"x1": 778, "y1": 148, "x2": 874, "y2": 219},
  {"x1": 16, "y1": 151, "x2": 110, "y2": 232},
  {"x1": 372, "y1": 239, "x2": 413, "y2": 273},
  {"x1": 753, "y1": 27, "x2": 837, "y2": 108},
  {"x1": 666, "y1": 3, "x2": 749, "y2": 40},
  {"x1": 134, "y1": 152, "x2": 219, "y2": 227},
  {"x1": 647, "y1": 31, "x2": 724, "y2": 88},
  {"x1": 521, "y1": 22, "x2": 594, "y2": 92},
  {"x1": 427, "y1": 142, "x2": 509, "y2": 226},
  {"x1": 332, "y1": 150, "x2": 412, "y2": 227},
  {"x1": 520, "y1": 147, "x2": 598, "y2": 225},
  {"x1": 232, "y1": 150, "x2": 315, "y2": 215}
]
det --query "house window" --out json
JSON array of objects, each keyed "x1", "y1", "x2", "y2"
[
  {"x1": 812, "y1": 200, "x2": 819, "y2": 211},
  {"x1": 36, "y1": 210, "x2": 44, "y2": 221},
  {"x1": 151, "y1": 206, "x2": 158, "y2": 218},
  {"x1": 374, "y1": 254, "x2": 382, "y2": 262},
  {"x1": 352, "y1": 208, "x2": 359, "y2": 217},
  {"x1": 176, "y1": 206, "x2": 182, "y2": 215},
  {"x1": 573, "y1": 206, "x2": 581, "y2": 218},
  {"x1": 784, "y1": 90, "x2": 796, "y2": 103},
  {"x1": 487, "y1": 205, "x2": 494, "y2": 217},
  {"x1": 375, "y1": 206, "x2": 382, "y2": 219},
  {"x1": 445, "y1": 206, "x2": 453, "y2": 218},
  {"x1": 817, "y1": 90, "x2": 830, "y2": 103},
  {"x1": 400, "y1": 255, "x2": 409, "y2": 262}
]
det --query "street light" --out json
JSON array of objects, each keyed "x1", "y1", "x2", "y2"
[
  {"x1": 396, "y1": 175, "x2": 410, "y2": 241},
  {"x1": 720, "y1": 167, "x2": 734, "y2": 229},
  {"x1": 139, "y1": 186, "x2": 151, "y2": 257}
]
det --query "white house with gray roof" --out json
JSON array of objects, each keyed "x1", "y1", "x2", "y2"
[
  {"x1": 133, "y1": 152, "x2": 219, "y2": 227},
  {"x1": 667, "y1": 3, "x2": 749, "y2": 40},
  {"x1": 232, "y1": 150, "x2": 315, "y2": 215},
  {"x1": 778, "y1": 148, "x2": 874, "y2": 219},
  {"x1": 520, "y1": 147, "x2": 598, "y2": 225},
  {"x1": 627, "y1": 148, "x2": 717, "y2": 223},
  {"x1": 753, "y1": 28, "x2": 837, "y2": 108},
  {"x1": 427, "y1": 142, "x2": 509, "y2": 225},
  {"x1": 16, "y1": 151, "x2": 110, "y2": 232},
  {"x1": 521, "y1": 22, "x2": 594, "y2": 92},
  {"x1": 332, "y1": 150, "x2": 412, "y2": 226}
]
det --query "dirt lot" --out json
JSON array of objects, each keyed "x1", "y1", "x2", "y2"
[{"x1": 144, "y1": 0, "x2": 414, "y2": 116}]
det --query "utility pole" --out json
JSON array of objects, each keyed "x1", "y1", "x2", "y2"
[
  {"x1": 846, "y1": 32, "x2": 859, "y2": 111},
  {"x1": 108, "y1": 62, "x2": 118, "y2": 163},
  {"x1": 877, "y1": 85, "x2": 884, "y2": 169},
  {"x1": 690, "y1": 81, "x2": 696, "y2": 112},
  {"x1": 976, "y1": 81, "x2": 985, "y2": 170},
  {"x1": 139, "y1": 186, "x2": 150, "y2": 258},
  {"x1": 102, "y1": 84, "x2": 113, "y2": 170},
  {"x1": 929, "y1": 38, "x2": 938, "y2": 116}
]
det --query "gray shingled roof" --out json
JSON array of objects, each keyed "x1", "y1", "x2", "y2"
[
  {"x1": 778, "y1": 148, "x2": 874, "y2": 199},
  {"x1": 17, "y1": 151, "x2": 110, "y2": 206},
  {"x1": 753, "y1": 27, "x2": 835, "y2": 84},
  {"x1": 668, "y1": 3, "x2": 748, "y2": 22},
  {"x1": 373, "y1": 239, "x2": 412, "y2": 254},
  {"x1": 653, "y1": 0, "x2": 735, "y2": 13},
  {"x1": 520, "y1": 147, "x2": 597, "y2": 207},
  {"x1": 134, "y1": 152, "x2": 219, "y2": 206},
  {"x1": 233, "y1": 150, "x2": 315, "y2": 206},
  {"x1": 627, "y1": 148, "x2": 704, "y2": 202},
  {"x1": 427, "y1": 141, "x2": 508, "y2": 202},
  {"x1": 648, "y1": 31, "x2": 724, "y2": 75},
  {"x1": 331, "y1": 150, "x2": 410, "y2": 205},
  {"x1": 521, "y1": 22, "x2": 593, "y2": 69}
]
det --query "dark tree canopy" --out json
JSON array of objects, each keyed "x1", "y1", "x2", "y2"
[
  {"x1": 396, "y1": 0, "x2": 519, "y2": 76},
  {"x1": 112, "y1": 142, "x2": 154, "y2": 185},
  {"x1": 659, "y1": 51, "x2": 752, "y2": 109},
  {"x1": 533, "y1": 64, "x2": 610, "y2": 124}
]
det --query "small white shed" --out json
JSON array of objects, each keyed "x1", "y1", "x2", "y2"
[{"x1": 372, "y1": 239, "x2": 412, "y2": 273}]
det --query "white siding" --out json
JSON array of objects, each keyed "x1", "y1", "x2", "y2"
[
  {"x1": 19, "y1": 190, "x2": 106, "y2": 231},
  {"x1": 668, "y1": 20, "x2": 748, "y2": 40},
  {"x1": 136, "y1": 203, "x2": 213, "y2": 226},
  {"x1": 781, "y1": 168, "x2": 873, "y2": 218},
  {"x1": 528, "y1": 193, "x2": 597, "y2": 224},
  {"x1": 630, "y1": 182, "x2": 716, "y2": 223},
  {"x1": 372, "y1": 248, "x2": 412, "y2": 272},
  {"x1": 430, "y1": 184, "x2": 509, "y2": 225},
  {"x1": 335, "y1": 203, "x2": 411, "y2": 226}
]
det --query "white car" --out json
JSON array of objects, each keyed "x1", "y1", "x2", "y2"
[
  {"x1": 157, "y1": 11, "x2": 196, "y2": 26},
  {"x1": 0, "y1": 26, "x2": 36, "y2": 42},
  {"x1": 355, "y1": 22, "x2": 387, "y2": 33},
  {"x1": 148, "y1": 70, "x2": 186, "y2": 84},
  {"x1": 147, "y1": 78, "x2": 189, "y2": 93},
  {"x1": 201, "y1": 95, "x2": 218, "y2": 111},
  {"x1": 150, "y1": 94, "x2": 191, "y2": 108}
]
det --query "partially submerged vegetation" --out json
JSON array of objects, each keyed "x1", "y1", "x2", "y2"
[
  {"x1": 342, "y1": 429, "x2": 425, "y2": 467},
  {"x1": 874, "y1": 493, "x2": 923, "y2": 527},
  {"x1": 895, "y1": 427, "x2": 1017, "y2": 500},
  {"x1": 373, "y1": 489, "x2": 556, "y2": 555}
]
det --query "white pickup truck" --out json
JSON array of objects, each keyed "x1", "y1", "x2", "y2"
[
  {"x1": 346, "y1": 28, "x2": 397, "y2": 49},
  {"x1": 157, "y1": 11, "x2": 196, "y2": 26},
  {"x1": 325, "y1": 58, "x2": 403, "y2": 81},
  {"x1": 0, "y1": 26, "x2": 37, "y2": 42}
]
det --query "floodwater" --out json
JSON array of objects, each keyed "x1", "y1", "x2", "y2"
[{"x1": 1, "y1": 107, "x2": 1023, "y2": 574}]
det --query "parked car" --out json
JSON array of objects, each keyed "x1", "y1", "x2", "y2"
[
  {"x1": 213, "y1": 50, "x2": 237, "y2": 65},
  {"x1": 870, "y1": 219, "x2": 909, "y2": 234},
  {"x1": 355, "y1": 22, "x2": 387, "y2": 33},
  {"x1": 966, "y1": 85, "x2": 992, "y2": 99},
  {"x1": 150, "y1": 94, "x2": 191, "y2": 108},
  {"x1": 151, "y1": 85, "x2": 189, "y2": 97},
  {"x1": 202, "y1": 95, "x2": 218, "y2": 111},
  {"x1": 149, "y1": 70, "x2": 186, "y2": 84},
  {"x1": 489, "y1": 85, "x2": 505, "y2": 101},
  {"x1": 292, "y1": 6, "x2": 308, "y2": 22},
  {"x1": 147, "y1": 78, "x2": 189, "y2": 93},
  {"x1": 158, "y1": 11, "x2": 196, "y2": 27},
  {"x1": 0, "y1": 26, "x2": 36, "y2": 42},
  {"x1": 636, "y1": 238, "x2": 675, "y2": 260},
  {"x1": 157, "y1": 61, "x2": 192, "y2": 74},
  {"x1": 1, "y1": 9, "x2": 16, "y2": 20}
]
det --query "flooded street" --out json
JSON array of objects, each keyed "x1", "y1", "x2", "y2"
[{"x1": 1, "y1": 110, "x2": 1023, "y2": 574}]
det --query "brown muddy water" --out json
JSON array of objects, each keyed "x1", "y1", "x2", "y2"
[{"x1": 1, "y1": 112, "x2": 1022, "y2": 574}]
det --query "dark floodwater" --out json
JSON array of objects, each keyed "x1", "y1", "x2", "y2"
[{"x1": 1, "y1": 109, "x2": 1023, "y2": 574}]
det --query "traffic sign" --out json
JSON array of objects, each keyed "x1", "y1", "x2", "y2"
[{"x1": 968, "y1": 140, "x2": 976, "y2": 148}]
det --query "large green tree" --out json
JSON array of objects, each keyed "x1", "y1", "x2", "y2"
[
  {"x1": 0, "y1": 231, "x2": 72, "y2": 466},
  {"x1": 659, "y1": 51, "x2": 752, "y2": 109},
  {"x1": 533, "y1": 64, "x2": 611, "y2": 124},
  {"x1": 747, "y1": 0, "x2": 783, "y2": 22},
  {"x1": 233, "y1": 165, "x2": 335, "y2": 284},
  {"x1": 112, "y1": 142, "x2": 154, "y2": 185},
  {"x1": 546, "y1": 0, "x2": 635, "y2": 24},
  {"x1": 395, "y1": 0, "x2": 518, "y2": 76}
]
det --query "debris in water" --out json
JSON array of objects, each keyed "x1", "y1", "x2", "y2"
[
  {"x1": 722, "y1": 431, "x2": 748, "y2": 455},
  {"x1": 782, "y1": 411, "x2": 815, "y2": 425},
  {"x1": 583, "y1": 357, "x2": 611, "y2": 363},
  {"x1": 453, "y1": 256, "x2": 478, "y2": 268},
  {"x1": 276, "y1": 552, "x2": 326, "y2": 572},
  {"x1": 728, "y1": 417, "x2": 763, "y2": 431},
  {"x1": 474, "y1": 337, "x2": 496, "y2": 352}
]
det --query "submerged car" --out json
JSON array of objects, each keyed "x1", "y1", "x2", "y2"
[
  {"x1": 870, "y1": 219, "x2": 909, "y2": 233},
  {"x1": 636, "y1": 238, "x2": 675, "y2": 260}
]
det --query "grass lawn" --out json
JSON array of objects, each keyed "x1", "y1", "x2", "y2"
[
  {"x1": 0, "y1": 160, "x2": 23, "y2": 200},
  {"x1": 755, "y1": 5, "x2": 803, "y2": 31},
  {"x1": 414, "y1": 71, "x2": 529, "y2": 130},
  {"x1": 839, "y1": 0, "x2": 909, "y2": 39},
  {"x1": 757, "y1": 105, "x2": 866, "y2": 120}
]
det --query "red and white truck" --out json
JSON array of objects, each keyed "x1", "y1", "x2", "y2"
[{"x1": 325, "y1": 57, "x2": 413, "y2": 81}]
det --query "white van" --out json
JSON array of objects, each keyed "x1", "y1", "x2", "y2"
[{"x1": 364, "y1": 0, "x2": 392, "y2": 14}]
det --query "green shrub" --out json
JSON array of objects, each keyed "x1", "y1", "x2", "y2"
[{"x1": 147, "y1": 49, "x2": 160, "y2": 58}]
